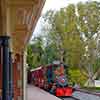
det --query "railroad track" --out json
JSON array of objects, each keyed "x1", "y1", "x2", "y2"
[{"x1": 60, "y1": 96, "x2": 80, "y2": 100}]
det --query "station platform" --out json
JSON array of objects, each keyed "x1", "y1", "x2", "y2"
[{"x1": 27, "y1": 85, "x2": 60, "y2": 100}]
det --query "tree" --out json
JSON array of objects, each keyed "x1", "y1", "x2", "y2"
[
  {"x1": 27, "y1": 36, "x2": 44, "y2": 69},
  {"x1": 77, "y1": 1, "x2": 100, "y2": 86},
  {"x1": 41, "y1": 4, "x2": 86, "y2": 86},
  {"x1": 27, "y1": 35, "x2": 60, "y2": 69},
  {"x1": 27, "y1": 1, "x2": 100, "y2": 86},
  {"x1": 41, "y1": 1, "x2": 100, "y2": 86}
]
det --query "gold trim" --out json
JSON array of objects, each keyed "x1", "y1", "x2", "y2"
[{"x1": 7, "y1": 0, "x2": 37, "y2": 6}]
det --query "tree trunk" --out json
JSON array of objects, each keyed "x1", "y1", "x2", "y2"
[{"x1": 84, "y1": 68, "x2": 100, "y2": 86}]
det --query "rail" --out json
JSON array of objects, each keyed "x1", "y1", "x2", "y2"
[{"x1": 60, "y1": 96, "x2": 80, "y2": 100}]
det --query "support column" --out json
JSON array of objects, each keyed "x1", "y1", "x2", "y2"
[
  {"x1": 0, "y1": 41, "x2": 2, "y2": 99},
  {"x1": 13, "y1": 53, "x2": 23, "y2": 100},
  {"x1": 23, "y1": 51, "x2": 27, "y2": 100},
  {"x1": 0, "y1": 36, "x2": 10, "y2": 100},
  {"x1": 9, "y1": 52, "x2": 13, "y2": 99}
]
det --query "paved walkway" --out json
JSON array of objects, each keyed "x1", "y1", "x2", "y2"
[
  {"x1": 27, "y1": 85, "x2": 60, "y2": 100},
  {"x1": 73, "y1": 91, "x2": 100, "y2": 100}
]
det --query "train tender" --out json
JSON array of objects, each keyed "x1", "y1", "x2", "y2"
[{"x1": 28, "y1": 63, "x2": 73, "y2": 97}]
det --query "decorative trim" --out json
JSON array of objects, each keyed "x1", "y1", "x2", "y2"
[{"x1": 7, "y1": 0, "x2": 37, "y2": 7}]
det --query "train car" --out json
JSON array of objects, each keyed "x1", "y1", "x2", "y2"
[
  {"x1": 29, "y1": 63, "x2": 73, "y2": 97},
  {"x1": 30, "y1": 67, "x2": 44, "y2": 87}
]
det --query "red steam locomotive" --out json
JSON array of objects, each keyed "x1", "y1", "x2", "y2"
[{"x1": 27, "y1": 63, "x2": 73, "y2": 97}]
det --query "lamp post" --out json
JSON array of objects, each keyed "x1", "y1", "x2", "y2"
[
  {"x1": 0, "y1": 36, "x2": 10, "y2": 100},
  {"x1": 60, "y1": 48, "x2": 64, "y2": 63}
]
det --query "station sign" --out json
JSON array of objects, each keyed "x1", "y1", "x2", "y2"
[{"x1": 95, "y1": 80, "x2": 100, "y2": 87}]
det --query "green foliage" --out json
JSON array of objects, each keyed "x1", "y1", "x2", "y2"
[
  {"x1": 77, "y1": 1, "x2": 100, "y2": 38},
  {"x1": 82, "y1": 87, "x2": 100, "y2": 91},
  {"x1": 41, "y1": 1, "x2": 100, "y2": 86},
  {"x1": 27, "y1": 44, "x2": 35, "y2": 69},
  {"x1": 68, "y1": 69, "x2": 87, "y2": 86},
  {"x1": 27, "y1": 36, "x2": 60, "y2": 68},
  {"x1": 44, "y1": 43, "x2": 59, "y2": 63},
  {"x1": 27, "y1": 1, "x2": 100, "y2": 86},
  {"x1": 27, "y1": 36, "x2": 44, "y2": 69},
  {"x1": 43, "y1": 3, "x2": 85, "y2": 67}
]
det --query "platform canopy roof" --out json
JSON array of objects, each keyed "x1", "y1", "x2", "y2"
[{"x1": 0, "y1": 0, "x2": 46, "y2": 54}]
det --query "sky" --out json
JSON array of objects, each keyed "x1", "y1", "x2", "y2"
[
  {"x1": 42, "y1": 0, "x2": 92, "y2": 14},
  {"x1": 31, "y1": 0, "x2": 99, "y2": 39},
  {"x1": 42, "y1": 0, "x2": 100, "y2": 14}
]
